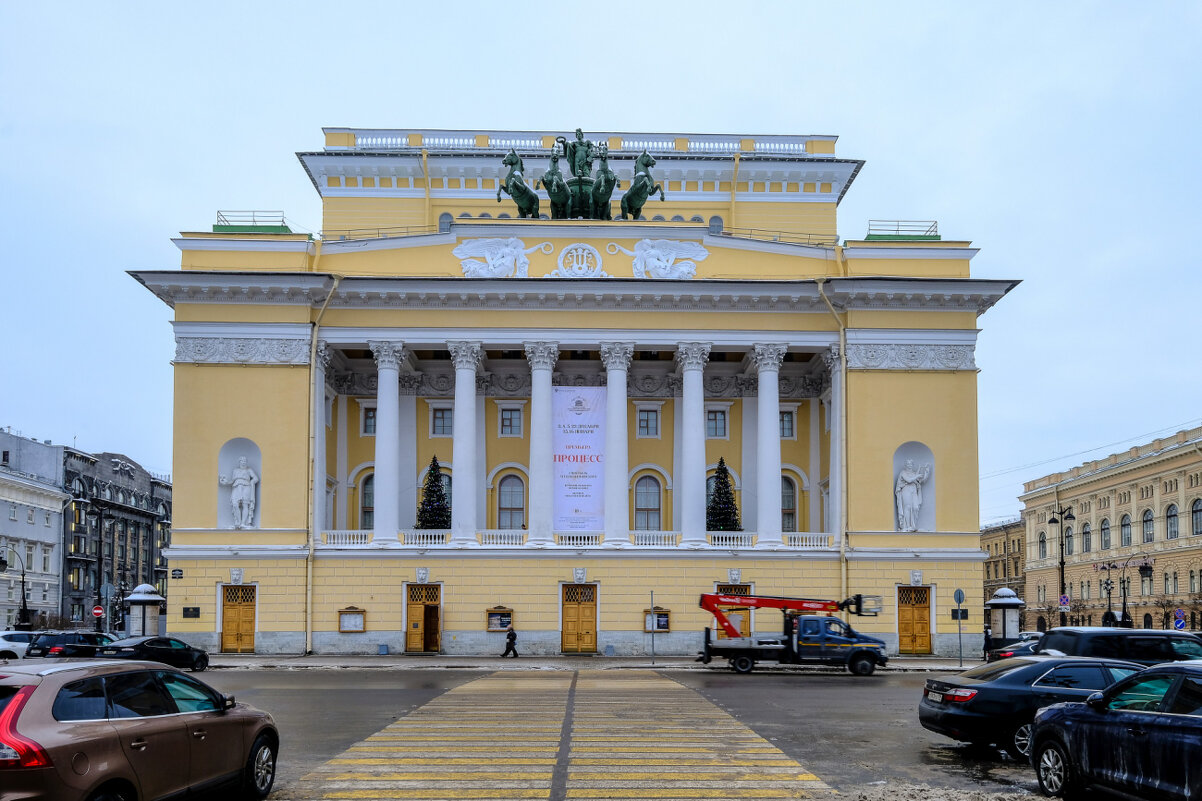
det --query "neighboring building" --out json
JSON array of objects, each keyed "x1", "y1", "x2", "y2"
[
  {"x1": 0, "y1": 431, "x2": 68, "y2": 628},
  {"x1": 980, "y1": 518, "x2": 1024, "y2": 622},
  {"x1": 133, "y1": 126, "x2": 1015, "y2": 656},
  {"x1": 1023, "y1": 425, "x2": 1202, "y2": 632},
  {"x1": 62, "y1": 450, "x2": 172, "y2": 628}
]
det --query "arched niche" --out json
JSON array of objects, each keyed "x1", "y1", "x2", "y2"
[
  {"x1": 218, "y1": 438, "x2": 262, "y2": 530},
  {"x1": 892, "y1": 441, "x2": 935, "y2": 532}
]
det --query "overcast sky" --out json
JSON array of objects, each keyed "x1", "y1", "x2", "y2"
[{"x1": 2, "y1": 2, "x2": 1199, "y2": 523}]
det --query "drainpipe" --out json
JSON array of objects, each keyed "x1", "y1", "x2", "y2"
[
  {"x1": 305, "y1": 238, "x2": 338, "y2": 655},
  {"x1": 816, "y1": 273, "x2": 849, "y2": 614}
]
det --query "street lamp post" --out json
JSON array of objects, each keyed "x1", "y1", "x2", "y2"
[
  {"x1": 1048, "y1": 505, "x2": 1075, "y2": 627},
  {"x1": 0, "y1": 546, "x2": 32, "y2": 631},
  {"x1": 1100, "y1": 554, "x2": 1154, "y2": 628}
]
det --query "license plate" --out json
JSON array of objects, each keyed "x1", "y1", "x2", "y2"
[
  {"x1": 100, "y1": 650, "x2": 116, "y2": 655},
  {"x1": 927, "y1": 691, "x2": 943, "y2": 703}
]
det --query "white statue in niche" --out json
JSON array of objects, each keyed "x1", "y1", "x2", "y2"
[
  {"x1": 219, "y1": 457, "x2": 260, "y2": 529},
  {"x1": 894, "y1": 459, "x2": 932, "y2": 532}
]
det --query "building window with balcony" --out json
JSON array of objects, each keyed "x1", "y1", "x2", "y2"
[
  {"x1": 1038, "y1": 532, "x2": 1047, "y2": 559},
  {"x1": 634, "y1": 476, "x2": 661, "y2": 530},
  {"x1": 497, "y1": 475, "x2": 525, "y2": 530},
  {"x1": 1065, "y1": 527, "x2": 1074, "y2": 556},
  {"x1": 1142, "y1": 509, "x2": 1155, "y2": 544},
  {"x1": 781, "y1": 477, "x2": 797, "y2": 533},
  {"x1": 360, "y1": 474, "x2": 374, "y2": 530},
  {"x1": 1167, "y1": 504, "x2": 1180, "y2": 539},
  {"x1": 1101, "y1": 518, "x2": 1111, "y2": 549},
  {"x1": 1082, "y1": 523, "x2": 1091, "y2": 552},
  {"x1": 1121, "y1": 515, "x2": 1132, "y2": 547}
]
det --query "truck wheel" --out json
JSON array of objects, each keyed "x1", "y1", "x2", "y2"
[
  {"x1": 848, "y1": 654, "x2": 875, "y2": 676},
  {"x1": 730, "y1": 655, "x2": 755, "y2": 674}
]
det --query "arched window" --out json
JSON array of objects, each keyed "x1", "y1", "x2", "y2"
[
  {"x1": 497, "y1": 475, "x2": 524, "y2": 530},
  {"x1": 1194, "y1": 499, "x2": 1202, "y2": 535},
  {"x1": 1038, "y1": 532, "x2": 1047, "y2": 559},
  {"x1": 635, "y1": 476, "x2": 661, "y2": 530},
  {"x1": 1082, "y1": 522, "x2": 1092, "y2": 552},
  {"x1": 438, "y1": 212, "x2": 453, "y2": 233},
  {"x1": 1037, "y1": 616, "x2": 1046, "y2": 632},
  {"x1": 1142, "y1": 509, "x2": 1155, "y2": 543},
  {"x1": 708, "y1": 215, "x2": 724, "y2": 234},
  {"x1": 705, "y1": 475, "x2": 717, "y2": 507},
  {"x1": 360, "y1": 475, "x2": 374, "y2": 530},
  {"x1": 441, "y1": 474, "x2": 453, "y2": 507},
  {"x1": 1064, "y1": 527, "x2": 1074, "y2": 556},
  {"x1": 781, "y1": 477, "x2": 797, "y2": 533},
  {"x1": 1101, "y1": 518, "x2": 1111, "y2": 549},
  {"x1": 1143, "y1": 613, "x2": 1154, "y2": 629},
  {"x1": 1167, "y1": 504, "x2": 1180, "y2": 539},
  {"x1": 1121, "y1": 515, "x2": 1132, "y2": 547}
]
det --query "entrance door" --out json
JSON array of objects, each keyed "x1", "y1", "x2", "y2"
[
  {"x1": 561, "y1": 584, "x2": 597, "y2": 653},
  {"x1": 406, "y1": 584, "x2": 441, "y2": 653},
  {"x1": 898, "y1": 586, "x2": 931, "y2": 654},
  {"x1": 715, "y1": 583, "x2": 752, "y2": 639},
  {"x1": 221, "y1": 585, "x2": 256, "y2": 653}
]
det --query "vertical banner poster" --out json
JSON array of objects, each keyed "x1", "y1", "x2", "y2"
[{"x1": 553, "y1": 387, "x2": 606, "y2": 530}]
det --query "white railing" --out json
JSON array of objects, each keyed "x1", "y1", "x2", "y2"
[
  {"x1": 784, "y1": 533, "x2": 833, "y2": 548},
  {"x1": 557, "y1": 532, "x2": 603, "y2": 547},
  {"x1": 480, "y1": 530, "x2": 526, "y2": 546},
  {"x1": 489, "y1": 136, "x2": 542, "y2": 150},
  {"x1": 631, "y1": 531, "x2": 677, "y2": 547},
  {"x1": 708, "y1": 532, "x2": 756, "y2": 548},
  {"x1": 399, "y1": 530, "x2": 450, "y2": 546},
  {"x1": 322, "y1": 530, "x2": 373, "y2": 546}
]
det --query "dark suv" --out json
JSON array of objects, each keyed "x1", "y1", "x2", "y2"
[
  {"x1": 24, "y1": 631, "x2": 114, "y2": 659},
  {"x1": 1037, "y1": 626, "x2": 1202, "y2": 666}
]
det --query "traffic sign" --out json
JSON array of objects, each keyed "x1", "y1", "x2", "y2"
[
  {"x1": 91, "y1": 605, "x2": 104, "y2": 618},
  {"x1": 1059, "y1": 595, "x2": 1070, "y2": 607},
  {"x1": 1176, "y1": 608, "x2": 1186, "y2": 620},
  {"x1": 1175, "y1": 618, "x2": 1187, "y2": 630},
  {"x1": 953, "y1": 588, "x2": 965, "y2": 605}
]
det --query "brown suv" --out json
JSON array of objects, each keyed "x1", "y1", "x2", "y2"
[{"x1": 0, "y1": 659, "x2": 277, "y2": 800}]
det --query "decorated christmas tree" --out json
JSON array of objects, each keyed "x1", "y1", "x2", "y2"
[
  {"x1": 415, "y1": 455, "x2": 452, "y2": 529},
  {"x1": 706, "y1": 457, "x2": 742, "y2": 531}
]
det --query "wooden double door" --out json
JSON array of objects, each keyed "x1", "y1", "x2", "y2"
[
  {"x1": 406, "y1": 584, "x2": 441, "y2": 653},
  {"x1": 221, "y1": 585, "x2": 256, "y2": 653},
  {"x1": 561, "y1": 584, "x2": 597, "y2": 653},
  {"x1": 898, "y1": 586, "x2": 932, "y2": 654}
]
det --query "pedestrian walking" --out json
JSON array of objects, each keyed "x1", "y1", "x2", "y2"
[
  {"x1": 501, "y1": 624, "x2": 518, "y2": 658},
  {"x1": 983, "y1": 626, "x2": 993, "y2": 659}
]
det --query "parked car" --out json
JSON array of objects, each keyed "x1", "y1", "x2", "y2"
[
  {"x1": 0, "y1": 631, "x2": 35, "y2": 659},
  {"x1": 1031, "y1": 661, "x2": 1202, "y2": 799},
  {"x1": 1036, "y1": 626, "x2": 1202, "y2": 666},
  {"x1": 986, "y1": 637, "x2": 1042, "y2": 662},
  {"x1": 0, "y1": 659, "x2": 277, "y2": 800},
  {"x1": 97, "y1": 635, "x2": 210, "y2": 671},
  {"x1": 919, "y1": 655, "x2": 1143, "y2": 760},
  {"x1": 1018, "y1": 631, "x2": 1044, "y2": 641},
  {"x1": 24, "y1": 631, "x2": 114, "y2": 659}
]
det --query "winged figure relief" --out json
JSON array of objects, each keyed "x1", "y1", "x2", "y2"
[
  {"x1": 607, "y1": 239, "x2": 709, "y2": 279},
  {"x1": 453, "y1": 238, "x2": 553, "y2": 278}
]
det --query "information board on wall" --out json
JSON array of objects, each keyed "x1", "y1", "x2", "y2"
[{"x1": 553, "y1": 387, "x2": 605, "y2": 530}]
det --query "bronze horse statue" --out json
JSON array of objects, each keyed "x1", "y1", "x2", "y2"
[
  {"x1": 590, "y1": 144, "x2": 619, "y2": 221},
  {"x1": 497, "y1": 149, "x2": 540, "y2": 218},
  {"x1": 620, "y1": 150, "x2": 665, "y2": 220},
  {"x1": 538, "y1": 147, "x2": 572, "y2": 219}
]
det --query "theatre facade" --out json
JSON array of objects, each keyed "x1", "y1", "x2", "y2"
[{"x1": 133, "y1": 127, "x2": 1015, "y2": 656}]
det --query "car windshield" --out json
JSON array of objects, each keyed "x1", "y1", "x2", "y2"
[
  {"x1": 959, "y1": 659, "x2": 1034, "y2": 681},
  {"x1": 1171, "y1": 639, "x2": 1202, "y2": 659}
]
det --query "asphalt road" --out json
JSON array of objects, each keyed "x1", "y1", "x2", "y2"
[{"x1": 202, "y1": 667, "x2": 1038, "y2": 797}]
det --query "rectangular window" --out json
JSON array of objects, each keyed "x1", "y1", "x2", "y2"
[
  {"x1": 362, "y1": 407, "x2": 377, "y2": 435},
  {"x1": 638, "y1": 409, "x2": 660, "y2": 438},
  {"x1": 44, "y1": 511, "x2": 50, "y2": 527},
  {"x1": 779, "y1": 411, "x2": 794, "y2": 438},
  {"x1": 706, "y1": 410, "x2": 727, "y2": 438},
  {"x1": 500, "y1": 408, "x2": 523, "y2": 436},
  {"x1": 432, "y1": 408, "x2": 453, "y2": 437},
  {"x1": 41, "y1": 547, "x2": 50, "y2": 573}
]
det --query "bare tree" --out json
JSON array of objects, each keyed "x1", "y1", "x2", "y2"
[{"x1": 1152, "y1": 596, "x2": 1177, "y2": 630}]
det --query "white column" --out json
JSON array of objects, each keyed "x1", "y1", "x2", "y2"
[
  {"x1": 677, "y1": 343, "x2": 711, "y2": 545},
  {"x1": 475, "y1": 375, "x2": 488, "y2": 532},
  {"x1": 313, "y1": 342, "x2": 331, "y2": 540},
  {"x1": 398, "y1": 374, "x2": 420, "y2": 528},
  {"x1": 754, "y1": 344, "x2": 787, "y2": 543},
  {"x1": 448, "y1": 341, "x2": 482, "y2": 545},
  {"x1": 369, "y1": 340, "x2": 404, "y2": 539},
  {"x1": 600, "y1": 343, "x2": 633, "y2": 544},
  {"x1": 808, "y1": 398, "x2": 821, "y2": 533},
  {"x1": 336, "y1": 392, "x2": 348, "y2": 529},
  {"x1": 823, "y1": 346, "x2": 844, "y2": 542},
  {"x1": 525, "y1": 342, "x2": 559, "y2": 545}
]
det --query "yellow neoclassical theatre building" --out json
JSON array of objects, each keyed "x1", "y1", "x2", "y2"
[{"x1": 133, "y1": 127, "x2": 1015, "y2": 656}]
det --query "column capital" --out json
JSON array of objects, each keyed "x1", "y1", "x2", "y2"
[
  {"x1": 599, "y1": 342, "x2": 635, "y2": 371},
  {"x1": 524, "y1": 341, "x2": 560, "y2": 371},
  {"x1": 820, "y1": 344, "x2": 841, "y2": 371},
  {"x1": 448, "y1": 341, "x2": 483, "y2": 371},
  {"x1": 675, "y1": 342, "x2": 712, "y2": 372},
  {"x1": 369, "y1": 340, "x2": 406, "y2": 370},
  {"x1": 398, "y1": 372, "x2": 423, "y2": 396},
  {"x1": 751, "y1": 343, "x2": 787, "y2": 372},
  {"x1": 316, "y1": 340, "x2": 334, "y2": 372}
]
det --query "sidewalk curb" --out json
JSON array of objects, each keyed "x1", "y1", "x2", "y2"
[{"x1": 205, "y1": 658, "x2": 978, "y2": 673}]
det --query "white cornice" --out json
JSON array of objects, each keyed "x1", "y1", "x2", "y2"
[
  {"x1": 172, "y1": 238, "x2": 312, "y2": 253},
  {"x1": 846, "y1": 329, "x2": 979, "y2": 345},
  {"x1": 321, "y1": 233, "x2": 455, "y2": 253},
  {"x1": 129, "y1": 272, "x2": 331, "y2": 308},
  {"x1": 172, "y1": 322, "x2": 312, "y2": 338},
  {"x1": 843, "y1": 247, "x2": 980, "y2": 260},
  {"x1": 847, "y1": 548, "x2": 988, "y2": 561},
  {"x1": 317, "y1": 327, "x2": 838, "y2": 350}
]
